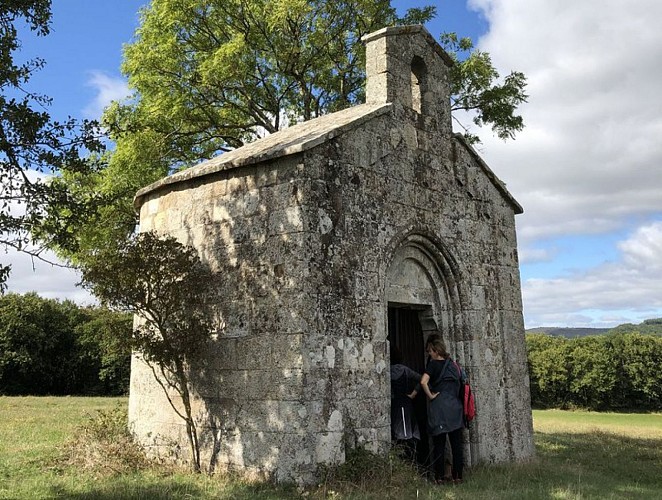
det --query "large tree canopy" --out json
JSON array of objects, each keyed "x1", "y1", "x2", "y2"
[
  {"x1": 0, "y1": 0, "x2": 104, "y2": 287},
  {"x1": 44, "y1": 0, "x2": 526, "y2": 262}
]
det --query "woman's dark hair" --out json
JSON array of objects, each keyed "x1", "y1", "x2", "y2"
[{"x1": 426, "y1": 334, "x2": 449, "y2": 358}]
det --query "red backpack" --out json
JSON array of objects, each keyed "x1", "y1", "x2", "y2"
[{"x1": 453, "y1": 361, "x2": 476, "y2": 427}]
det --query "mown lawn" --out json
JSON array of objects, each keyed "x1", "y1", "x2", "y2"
[{"x1": 1, "y1": 397, "x2": 660, "y2": 499}]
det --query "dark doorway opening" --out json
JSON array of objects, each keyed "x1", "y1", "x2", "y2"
[
  {"x1": 388, "y1": 307, "x2": 425, "y2": 373},
  {"x1": 388, "y1": 305, "x2": 430, "y2": 473}
]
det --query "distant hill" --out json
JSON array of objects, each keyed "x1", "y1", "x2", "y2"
[
  {"x1": 526, "y1": 327, "x2": 611, "y2": 338},
  {"x1": 526, "y1": 318, "x2": 662, "y2": 338},
  {"x1": 610, "y1": 318, "x2": 662, "y2": 336}
]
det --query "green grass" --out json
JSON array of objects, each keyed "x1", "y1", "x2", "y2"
[
  {"x1": 1, "y1": 397, "x2": 661, "y2": 499},
  {"x1": 533, "y1": 409, "x2": 662, "y2": 438},
  {"x1": 0, "y1": 396, "x2": 123, "y2": 497},
  {"x1": 458, "y1": 410, "x2": 662, "y2": 500}
]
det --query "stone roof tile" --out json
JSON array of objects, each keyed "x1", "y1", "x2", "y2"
[{"x1": 134, "y1": 103, "x2": 391, "y2": 207}]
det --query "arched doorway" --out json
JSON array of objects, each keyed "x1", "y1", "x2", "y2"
[
  {"x1": 385, "y1": 232, "x2": 470, "y2": 469},
  {"x1": 387, "y1": 303, "x2": 432, "y2": 469}
]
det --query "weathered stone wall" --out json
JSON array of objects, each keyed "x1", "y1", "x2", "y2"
[
  {"x1": 129, "y1": 24, "x2": 534, "y2": 483},
  {"x1": 133, "y1": 154, "x2": 333, "y2": 481},
  {"x1": 298, "y1": 117, "x2": 534, "y2": 466}
]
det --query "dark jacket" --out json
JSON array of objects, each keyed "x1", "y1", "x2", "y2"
[
  {"x1": 425, "y1": 358, "x2": 464, "y2": 435},
  {"x1": 390, "y1": 364, "x2": 421, "y2": 440}
]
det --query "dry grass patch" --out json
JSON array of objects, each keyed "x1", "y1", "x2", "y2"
[{"x1": 58, "y1": 403, "x2": 152, "y2": 476}]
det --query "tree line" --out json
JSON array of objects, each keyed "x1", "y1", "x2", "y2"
[
  {"x1": 4, "y1": 288, "x2": 661, "y2": 415},
  {"x1": 526, "y1": 332, "x2": 662, "y2": 411},
  {"x1": 0, "y1": 292, "x2": 131, "y2": 396}
]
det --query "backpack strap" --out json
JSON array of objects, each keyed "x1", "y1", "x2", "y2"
[
  {"x1": 452, "y1": 360, "x2": 466, "y2": 383},
  {"x1": 433, "y1": 357, "x2": 452, "y2": 388}
]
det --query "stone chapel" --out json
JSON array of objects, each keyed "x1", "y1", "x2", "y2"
[{"x1": 131, "y1": 25, "x2": 535, "y2": 483}]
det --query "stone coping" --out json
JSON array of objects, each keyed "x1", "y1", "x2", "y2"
[
  {"x1": 361, "y1": 25, "x2": 454, "y2": 68},
  {"x1": 134, "y1": 103, "x2": 392, "y2": 209}
]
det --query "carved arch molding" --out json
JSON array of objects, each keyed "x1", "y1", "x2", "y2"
[{"x1": 385, "y1": 232, "x2": 463, "y2": 347}]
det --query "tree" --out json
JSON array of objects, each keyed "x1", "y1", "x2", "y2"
[
  {"x1": 611, "y1": 317, "x2": 662, "y2": 336},
  {"x1": 74, "y1": 306, "x2": 133, "y2": 395},
  {"x1": 441, "y1": 33, "x2": 527, "y2": 144},
  {"x1": 0, "y1": 0, "x2": 105, "y2": 287},
  {"x1": 0, "y1": 292, "x2": 130, "y2": 395},
  {"x1": 526, "y1": 332, "x2": 662, "y2": 411},
  {"x1": 568, "y1": 336, "x2": 617, "y2": 410},
  {"x1": 612, "y1": 332, "x2": 662, "y2": 409},
  {"x1": 79, "y1": 231, "x2": 214, "y2": 472},
  {"x1": 525, "y1": 334, "x2": 572, "y2": 408},
  {"x1": 41, "y1": 0, "x2": 526, "y2": 263},
  {"x1": 0, "y1": 292, "x2": 77, "y2": 394}
]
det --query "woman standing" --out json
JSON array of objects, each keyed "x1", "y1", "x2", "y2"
[{"x1": 420, "y1": 335, "x2": 464, "y2": 484}]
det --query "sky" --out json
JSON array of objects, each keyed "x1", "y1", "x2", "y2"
[{"x1": 4, "y1": 0, "x2": 662, "y2": 329}]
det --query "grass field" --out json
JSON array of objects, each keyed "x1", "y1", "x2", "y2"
[{"x1": 1, "y1": 397, "x2": 660, "y2": 499}]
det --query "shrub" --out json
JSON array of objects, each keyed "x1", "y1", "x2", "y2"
[{"x1": 60, "y1": 404, "x2": 149, "y2": 475}]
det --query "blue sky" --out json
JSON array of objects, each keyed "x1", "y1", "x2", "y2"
[{"x1": 6, "y1": 1, "x2": 662, "y2": 329}]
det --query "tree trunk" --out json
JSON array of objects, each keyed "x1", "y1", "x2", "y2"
[{"x1": 177, "y1": 366, "x2": 201, "y2": 472}]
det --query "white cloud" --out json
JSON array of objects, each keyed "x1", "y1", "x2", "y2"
[
  {"x1": 3, "y1": 247, "x2": 95, "y2": 304},
  {"x1": 461, "y1": 0, "x2": 662, "y2": 327},
  {"x1": 467, "y1": 0, "x2": 662, "y2": 244},
  {"x1": 618, "y1": 222, "x2": 662, "y2": 271},
  {"x1": 83, "y1": 70, "x2": 130, "y2": 119},
  {"x1": 521, "y1": 221, "x2": 662, "y2": 327}
]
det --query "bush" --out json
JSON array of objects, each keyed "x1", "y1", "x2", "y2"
[
  {"x1": 0, "y1": 293, "x2": 131, "y2": 395},
  {"x1": 526, "y1": 332, "x2": 662, "y2": 411},
  {"x1": 60, "y1": 404, "x2": 149, "y2": 475}
]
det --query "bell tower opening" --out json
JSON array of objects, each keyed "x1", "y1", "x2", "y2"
[{"x1": 411, "y1": 56, "x2": 427, "y2": 115}]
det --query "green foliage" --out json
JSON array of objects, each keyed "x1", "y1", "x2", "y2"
[
  {"x1": 0, "y1": 292, "x2": 131, "y2": 395},
  {"x1": 568, "y1": 336, "x2": 617, "y2": 409},
  {"x1": 79, "y1": 231, "x2": 215, "y2": 472},
  {"x1": 0, "y1": 0, "x2": 105, "y2": 284},
  {"x1": 526, "y1": 333, "x2": 572, "y2": 408},
  {"x1": 610, "y1": 317, "x2": 662, "y2": 336},
  {"x1": 526, "y1": 332, "x2": 662, "y2": 410},
  {"x1": 74, "y1": 306, "x2": 133, "y2": 395},
  {"x1": 41, "y1": 1, "x2": 527, "y2": 264},
  {"x1": 79, "y1": 232, "x2": 213, "y2": 365},
  {"x1": 441, "y1": 32, "x2": 527, "y2": 144}
]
